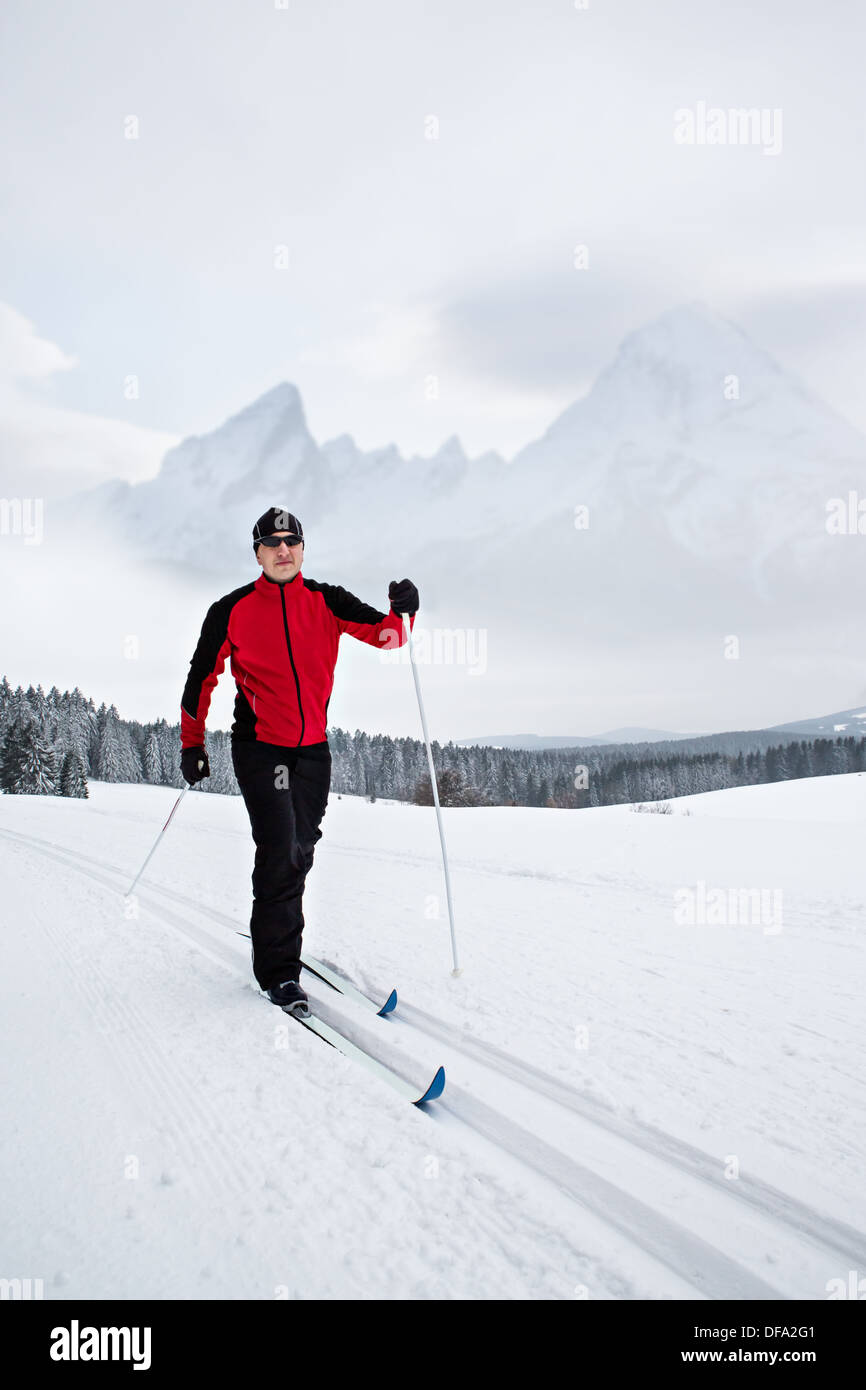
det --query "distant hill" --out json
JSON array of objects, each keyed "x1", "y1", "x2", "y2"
[
  {"x1": 457, "y1": 728, "x2": 691, "y2": 750},
  {"x1": 463, "y1": 707, "x2": 866, "y2": 751},
  {"x1": 771, "y1": 705, "x2": 866, "y2": 737}
]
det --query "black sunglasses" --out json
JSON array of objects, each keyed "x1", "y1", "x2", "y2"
[{"x1": 258, "y1": 534, "x2": 303, "y2": 549}]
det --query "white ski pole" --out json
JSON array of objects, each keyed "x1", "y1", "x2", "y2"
[
  {"x1": 126, "y1": 761, "x2": 203, "y2": 897},
  {"x1": 403, "y1": 614, "x2": 461, "y2": 976}
]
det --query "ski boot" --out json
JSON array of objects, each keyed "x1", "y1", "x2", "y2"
[{"x1": 266, "y1": 979, "x2": 310, "y2": 1018}]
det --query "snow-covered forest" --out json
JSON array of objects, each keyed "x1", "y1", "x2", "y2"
[{"x1": 2, "y1": 676, "x2": 865, "y2": 808}]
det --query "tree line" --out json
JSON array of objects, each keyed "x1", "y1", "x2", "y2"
[{"x1": 1, "y1": 675, "x2": 864, "y2": 808}]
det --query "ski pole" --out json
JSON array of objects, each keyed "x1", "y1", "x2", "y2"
[
  {"x1": 126, "y1": 762, "x2": 203, "y2": 897},
  {"x1": 403, "y1": 614, "x2": 461, "y2": 976}
]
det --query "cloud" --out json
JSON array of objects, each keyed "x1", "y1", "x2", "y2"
[
  {"x1": 0, "y1": 302, "x2": 78, "y2": 393},
  {"x1": 436, "y1": 271, "x2": 633, "y2": 394},
  {"x1": 0, "y1": 302, "x2": 178, "y2": 499}
]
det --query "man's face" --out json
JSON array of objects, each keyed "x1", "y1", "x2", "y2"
[{"x1": 256, "y1": 532, "x2": 304, "y2": 582}]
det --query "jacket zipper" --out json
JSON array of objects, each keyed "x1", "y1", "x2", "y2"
[{"x1": 279, "y1": 587, "x2": 305, "y2": 746}]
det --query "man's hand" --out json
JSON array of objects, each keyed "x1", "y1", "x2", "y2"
[
  {"x1": 388, "y1": 578, "x2": 419, "y2": 616},
  {"x1": 181, "y1": 746, "x2": 210, "y2": 785}
]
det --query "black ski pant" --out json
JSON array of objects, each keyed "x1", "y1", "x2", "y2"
[{"x1": 231, "y1": 737, "x2": 331, "y2": 991}]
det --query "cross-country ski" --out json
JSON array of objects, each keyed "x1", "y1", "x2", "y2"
[
  {"x1": 301, "y1": 953, "x2": 398, "y2": 1017},
  {"x1": 285, "y1": 1006, "x2": 446, "y2": 1106}
]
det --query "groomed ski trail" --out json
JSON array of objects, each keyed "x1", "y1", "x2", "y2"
[{"x1": 2, "y1": 821, "x2": 860, "y2": 1298}]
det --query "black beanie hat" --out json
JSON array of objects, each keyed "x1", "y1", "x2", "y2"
[{"x1": 252, "y1": 507, "x2": 304, "y2": 550}]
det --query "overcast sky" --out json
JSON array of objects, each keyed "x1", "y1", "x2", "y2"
[{"x1": 2, "y1": 0, "x2": 866, "y2": 493}]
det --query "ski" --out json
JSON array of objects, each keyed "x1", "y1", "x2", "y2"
[
  {"x1": 284, "y1": 1006, "x2": 445, "y2": 1106},
  {"x1": 301, "y1": 952, "x2": 397, "y2": 1017},
  {"x1": 232, "y1": 927, "x2": 398, "y2": 1017}
]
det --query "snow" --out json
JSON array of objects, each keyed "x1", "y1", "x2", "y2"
[{"x1": 1, "y1": 773, "x2": 864, "y2": 1299}]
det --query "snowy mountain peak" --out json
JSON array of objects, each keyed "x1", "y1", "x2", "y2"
[
  {"x1": 433, "y1": 433, "x2": 467, "y2": 462},
  {"x1": 319, "y1": 433, "x2": 362, "y2": 477},
  {"x1": 613, "y1": 301, "x2": 780, "y2": 393},
  {"x1": 212, "y1": 380, "x2": 309, "y2": 441},
  {"x1": 155, "y1": 380, "x2": 314, "y2": 495},
  {"x1": 66, "y1": 302, "x2": 866, "y2": 621},
  {"x1": 405, "y1": 433, "x2": 466, "y2": 467},
  {"x1": 592, "y1": 301, "x2": 788, "y2": 429},
  {"x1": 538, "y1": 300, "x2": 865, "y2": 461}
]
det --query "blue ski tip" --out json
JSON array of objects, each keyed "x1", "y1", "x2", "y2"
[
  {"x1": 377, "y1": 988, "x2": 398, "y2": 1016},
  {"x1": 415, "y1": 1066, "x2": 446, "y2": 1106}
]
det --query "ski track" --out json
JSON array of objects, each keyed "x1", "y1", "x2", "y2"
[
  {"x1": 12, "y1": 809, "x2": 852, "y2": 934},
  {"x1": 433, "y1": 1088, "x2": 780, "y2": 1300},
  {"x1": 396, "y1": 1002, "x2": 866, "y2": 1271},
  {"x1": 1, "y1": 827, "x2": 660, "y2": 1298},
  {"x1": 0, "y1": 834, "x2": 292, "y2": 1220},
  {"x1": 3, "y1": 822, "x2": 862, "y2": 1298}
]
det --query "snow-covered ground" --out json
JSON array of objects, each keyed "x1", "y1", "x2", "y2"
[{"x1": 1, "y1": 773, "x2": 864, "y2": 1300}]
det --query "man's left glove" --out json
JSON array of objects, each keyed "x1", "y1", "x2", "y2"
[
  {"x1": 181, "y1": 746, "x2": 210, "y2": 785},
  {"x1": 388, "y1": 578, "x2": 419, "y2": 616}
]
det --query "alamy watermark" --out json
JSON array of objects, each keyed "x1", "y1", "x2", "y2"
[
  {"x1": 826, "y1": 1270, "x2": 866, "y2": 1299},
  {"x1": 826, "y1": 492, "x2": 866, "y2": 535},
  {"x1": 379, "y1": 626, "x2": 487, "y2": 676},
  {"x1": 0, "y1": 497, "x2": 44, "y2": 545},
  {"x1": 0, "y1": 1276, "x2": 44, "y2": 1299},
  {"x1": 674, "y1": 880, "x2": 783, "y2": 934},
  {"x1": 50, "y1": 1321, "x2": 152, "y2": 1370},
  {"x1": 674, "y1": 101, "x2": 782, "y2": 156}
]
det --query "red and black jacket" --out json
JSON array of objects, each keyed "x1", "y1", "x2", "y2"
[{"x1": 181, "y1": 572, "x2": 415, "y2": 749}]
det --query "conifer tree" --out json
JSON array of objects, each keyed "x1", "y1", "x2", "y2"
[
  {"x1": 143, "y1": 729, "x2": 164, "y2": 784},
  {"x1": 59, "y1": 749, "x2": 89, "y2": 798},
  {"x1": 0, "y1": 713, "x2": 57, "y2": 794}
]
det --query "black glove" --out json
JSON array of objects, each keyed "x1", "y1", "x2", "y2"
[
  {"x1": 181, "y1": 746, "x2": 210, "y2": 785},
  {"x1": 388, "y1": 578, "x2": 419, "y2": 616}
]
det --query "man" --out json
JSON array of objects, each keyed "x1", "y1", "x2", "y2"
[{"x1": 180, "y1": 506, "x2": 419, "y2": 1016}]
